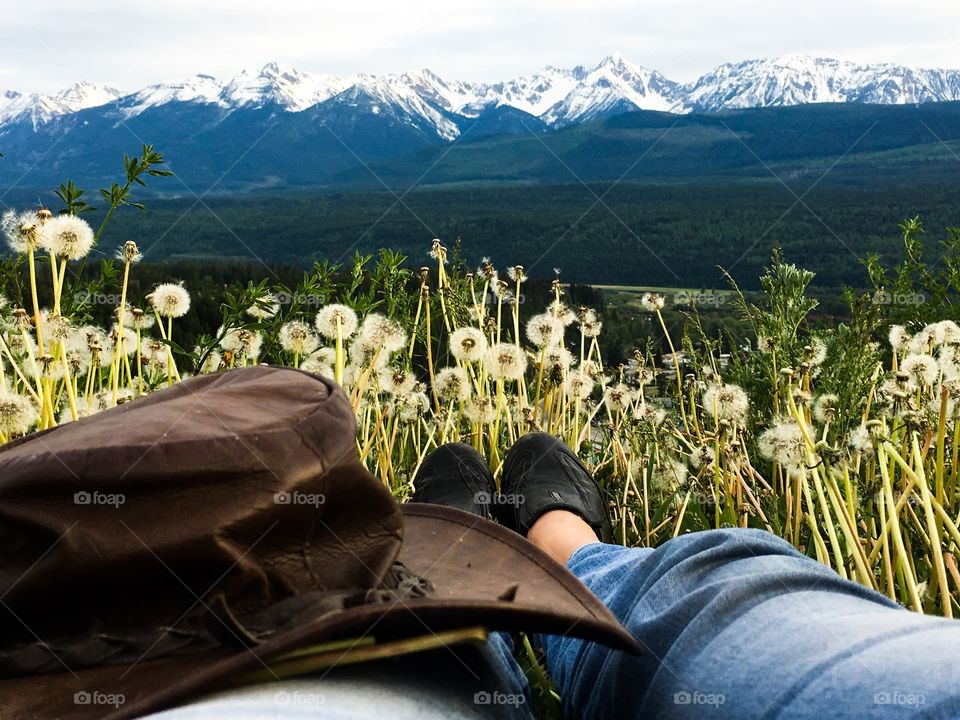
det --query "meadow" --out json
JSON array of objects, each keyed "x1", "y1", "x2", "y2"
[{"x1": 5, "y1": 147, "x2": 960, "y2": 713}]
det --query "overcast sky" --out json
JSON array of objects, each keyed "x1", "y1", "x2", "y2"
[{"x1": 5, "y1": 0, "x2": 960, "y2": 93}]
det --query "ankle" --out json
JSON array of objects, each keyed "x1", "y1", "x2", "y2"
[{"x1": 527, "y1": 509, "x2": 602, "y2": 565}]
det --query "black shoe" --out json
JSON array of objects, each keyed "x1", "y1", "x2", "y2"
[
  {"x1": 411, "y1": 443, "x2": 496, "y2": 519},
  {"x1": 498, "y1": 432, "x2": 612, "y2": 541}
]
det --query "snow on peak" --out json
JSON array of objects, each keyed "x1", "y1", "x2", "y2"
[
  {"x1": 681, "y1": 55, "x2": 960, "y2": 111},
  {"x1": 7, "y1": 53, "x2": 960, "y2": 140},
  {"x1": 0, "y1": 81, "x2": 121, "y2": 128},
  {"x1": 120, "y1": 74, "x2": 226, "y2": 118},
  {"x1": 221, "y1": 62, "x2": 349, "y2": 111}
]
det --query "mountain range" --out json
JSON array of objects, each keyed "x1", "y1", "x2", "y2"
[{"x1": 2, "y1": 53, "x2": 960, "y2": 192}]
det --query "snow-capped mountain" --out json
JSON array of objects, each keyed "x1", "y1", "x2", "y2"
[
  {"x1": 0, "y1": 81, "x2": 121, "y2": 129},
  {"x1": 682, "y1": 55, "x2": 960, "y2": 112},
  {"x1": 7, "y1": 54, "x2": 960, "y2": 141}
]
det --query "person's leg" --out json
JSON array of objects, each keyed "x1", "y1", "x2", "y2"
[
  {"x1": 145, "y1": 637, "x2": 531, "y2": 719},
  {"x1": 529, "y1": 509, "x2": 960, "y2": 719}
]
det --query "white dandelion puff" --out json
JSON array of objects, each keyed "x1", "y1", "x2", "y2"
[
  {"x1": 464, "y1": 396, "x2": 496, "y2": 424},
  {"x1": 314, "y1": 304, "x2": 358, "y2": 339},
  {"x1": 526, "y1": 313, "x2": 563, "y2": 348},
  {"x1": 148, "y1": 282, "x2": 191, "y2": 319},
  {"x1": 603, "y1": 383, "x2": 632, "y2": 414},
  {"x1": 485, "y1": 342, "x2": 527, "y2": 381},
  {"x1": 888, "y1": 325, "x2": 910, "y2": 353},
  {"x1": 358, "y1": 313, "x2": 406, "y2": 354},
  {"x1": 38, "y1": 214, "x2": 95, "y2": 260},
  {"x1": 279, "y1": 320, "x2": 320, "y2": 356},
  {"x1": 901, "y1": 353, "x2": 938, "y2": 387},
  {"x1": 434, "y1": 367, "x2": 472, "y2": 402},
  {"x1": 449, "y1": 326, "x2": 487, "y2": 363},
  {"x1": 0, "y1": 388, "x2": 39, "y2": 436},
  {"x1": 812, "y1": 394, "x2": 840, "y2": 424},
  {"x1": 848, "y1": 423, "x2": 877, "y2": 458},
  {"x1": 564, "y1": 370, "x2": 594, "y2": 401},
  {"x1": 2, "y1": 210, "x2": 42, "y2": 253},
  {"x1": 543, "y1": 346, "x2": 573, "y2": 374},
  {"x1": 701, "y1": 383, "x2": 749, "y2": 426},
  {"x1": 640, "y1": 293, "x2": 665, "y2": 312},
  {"x1": 758, "y1": 419, "x2": 807, "y2": 469}
]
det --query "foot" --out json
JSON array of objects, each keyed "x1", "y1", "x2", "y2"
[
  {"x1": 498, "y1": 432, "x2": 612, "y2": 541},
  {"x1": 411, "y1": 443, "x2": 496, "y2": 519}
]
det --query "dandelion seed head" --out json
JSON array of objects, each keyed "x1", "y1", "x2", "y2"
[
  {"x1": 148, "y1": 282, "x2": 191, "y2": 319},
  {"x1": 758, "y1": 419, "x2": 806, "y2": 469},
  {"x1": 2, "y1": 210, "x2": 42, "y2": 253},
  {"x1": 315, "y1": 304, "x2": 359, "y2": 339},
  {"x1": 640, "y1": 293, "x2": 665, "y2": 312},
  {"x1": 939, "y1": 345, "x2": 960, "y2": 382},
  {"x1": 901, "y1": 353, "x2": 938, "y2": 387},
  {"x1": 358, "y1": 313, "x2": 406, "y2": 354},
  {"x1": 300, "y1": 347, "x2": 335, "y2": 377},
  {"x1": 848, "y1": 423, "x2": 877, "y2": 458},
  {"x1": 603, "y1": 383, "x2": 631, "y2": 414},
  {"x1": 936, "y1": 320, "x2": 960, "y2": 346},
  {"x1": 278, "y1": 320, "x2": 320, "y2": 356},
  {"x1": 806, "y1": 338, "x2": 828, "y2": 368},
  {"x1": 651, "y1": 459, "x2": 688, "y2": 494},
  {"x1": 564, "y1": 369, "x2": 594, "y2": 401},
  {"x1": 380, "y1": 367, "x2": 417, "y2": 396},
  {"x1": 544, "y1": 346, "x2": 573, "y2": 374},
  {"x1": 506, "y1": 265, "x2": 526, "y2": 283},
  {"x1": 702, "y1": 382, "x2": 749, "y2": 426},
  {"x1": 435, "y1": 367, "x2": 471, "y2": 402},
  {"x1": 396, "y1": 391, "x2": 430, "y2": 422},
  {"x1": 485, "y1": 342, "x2": 527, "y2": 381},
  {"x1": 449, "y1": 326, "x2": 487, "y2": 362},
  {"x1": 100, "y1": 325, "x2": 137, "y2": 365},
  {"x1": 690, "y1": 445, "x2": 716, "y2": 470},
  {"x1": 526, "y1": 313, "x2": 563, "y2": 348},
  {"x1": 888, "y1": 325, "x2": 910, "y2": 353},
  {"x1": 117, "y1": 241, "x2": 142, "y2": 264},
  {"x1": 0, "y1": 388, "x2": 39, "y2": 436},
  {"x1": 38, "y1": 214, "x2": 95, "y2": 260},
  {"x1": 197, "y1": 349, "x2": 223, "y2": 374},
  {"x1": 219, "y1": 326, "x2": 263, "y2": 360},
  {"x1": 464, "y1": 396, "x2": 496, "y2": 424},
  {"x1": 553, "y1": 304, "x2": 576, "y2": 327},
  {"x1": 123, "y1": 305, "x2": 155, "y2": 331},
  {"x1": 634, "y1": 402, "x2": 667, "y2": 427},
  {"x1": 812, "y1": 393, "x2": 840, "y2": 424}
]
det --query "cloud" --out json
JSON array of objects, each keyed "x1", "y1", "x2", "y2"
[{"x1": 3, "y1": 0, "x2": 959, "y2": 93}]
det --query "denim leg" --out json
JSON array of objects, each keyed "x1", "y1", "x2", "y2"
[
  {"x1": 541, "y1": 528, "x2": 960, "y2": 719},
  {"x1": 148, "y1": 633, "x2": 533, "y2": 720}
]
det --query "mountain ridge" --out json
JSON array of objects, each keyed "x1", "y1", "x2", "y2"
[{"x1": 6, "y1": 54, "x2": 960, "y2": 137}]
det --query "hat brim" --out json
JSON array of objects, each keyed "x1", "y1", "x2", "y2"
[{"x1": 0, "y1": 504, "x2": 640, "y2": 719}]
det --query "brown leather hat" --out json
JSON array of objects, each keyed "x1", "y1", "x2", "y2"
[{"x1": 0, "y1": 366, "x2": 639, "y2": 719}]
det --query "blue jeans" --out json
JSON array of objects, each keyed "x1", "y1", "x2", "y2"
[{"x1": 151, "y1": 529, "x2": 960, "y2": 719}]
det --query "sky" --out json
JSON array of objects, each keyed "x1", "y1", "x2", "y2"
[{"x1": 4, "y1": 0, "x2": 960, "y2": 93}]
